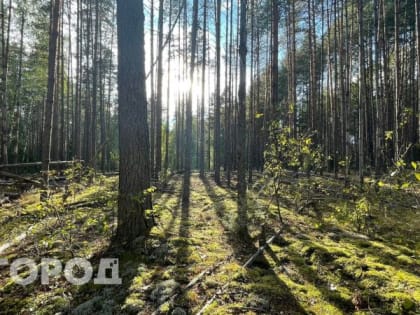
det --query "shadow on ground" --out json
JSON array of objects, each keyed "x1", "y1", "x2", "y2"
[{"x1": 202, "y1": 176, "x2": 308, "y2": 314}]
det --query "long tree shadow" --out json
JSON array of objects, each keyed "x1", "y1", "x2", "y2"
[
  {"x1": 174, "y1": 193, "x2": 191, "y2": 267},
  {"x1": 342, "y1": 235, "x2": 420, "y2": 277},
  {"x1": 319, "y1": 223, "x2": 420, "y2": 278},
  {"x1": 202, "y1": 176, "x2": 308, "y2": 314},
  {"x1": 285, "y1": 243, "x2": 356, "y2": 313}
]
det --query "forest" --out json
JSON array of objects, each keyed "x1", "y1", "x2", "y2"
[{"x1": 0, "y1": 0, "x2": 419, "y2": 314}]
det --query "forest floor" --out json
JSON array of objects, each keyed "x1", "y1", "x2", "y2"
[{"x1": 0, "y1": 173, "x2": 419, "y2": 314}]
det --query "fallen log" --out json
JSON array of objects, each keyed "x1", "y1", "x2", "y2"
[
  {"x1": 0, "y1": 171, "x2": 44, "y2": 189},
  {"x1": 64, "y1": 200, "x2": 106, "y2": 210},
  {"x1": 0, "y1": 160, "x2": 84, "y2": 169}
]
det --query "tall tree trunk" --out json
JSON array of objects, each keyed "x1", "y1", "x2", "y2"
[
  {"x1": 248, "y1": 0, "x2": 255, "y2": 184},
  {"x1": 150, "y1": 0, "x2": 155, "y2": 176},
  {"x1": 374, "y1": 0, "x2": 384, "y2": 172},
  {"x1": 84, "y1": 0, "x2": 92, "y2": 163},
  {"x1": 416, "y1": 0, "x2": 420, "y2": 143},
  {"x1": 271, "y1": 0, "x2": 279, "y2": 118},
  {"x1": 199, "y1": 0, "x2": 207, "y2": 178},
  {"x1": 99, "y1": 9, "x2": 107, "y2": 171},
  {"x1": 214, "y1": 0, "x2": 221, "y2": 184},
  {"x1": 116, "y1": 0, "x2": 152, "y2": 241},
  {"x1": 394, "y1": 0, "x2": 400, "y2": 161},
  {"x1": 42, "y1": 0, "x2": 61, "y2": 192},
  {"x1": 74, "y1": 0, "x2": 82, "y2": 159},
  {"x1": 165, "y1": 0, "x2": 173, "y2": 174},
  {"x1": 237, "y1": 0, "x2": 248, "y2": 237},
  {"x1": 90, "y1": 0, "x2": 100, "y2": 169},
  {"x1": 0, "y1": 0, "x2": 11, "y2": 164},
  {"x1": 155, "y1": 0, "x2": 164, "y2": 178},
  {"x1": 358, "y1": 0, "x2": 366, "y2": 184},
  {"x1": 13, "y1": 12, "x2": 25, "y2": 163},
  {"x1": 182, "y1": 0, "x2": 198, "y2": 203},
  {"x1": 226, "y1": 0, "x2": 234, "y2": 185},
  {"x1": 308, "y1": 0, "x2": 316, "y2": 131}
]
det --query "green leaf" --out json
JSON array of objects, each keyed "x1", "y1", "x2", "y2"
[
  {"x1": 385, "y1": 131, "x2": 393, "y2": 141},
  {"x1": 415, "y1": 173, "x2": 420, "y2": 181},
  {"x1": 401, "y1": 182, "x2": 410, "y2": 189},
  {"x1": 411, "y1": 161, "x2": 417, "y2": 170},
  {"x1": 377, "y1": 181, "x2": 385, "y2": 187},
  {"x1": 255, "y1": 113, "x2": 264, "y2": 119},
  {"x1": 396, "y1": 160, "x2": 406, "y2": 168}
]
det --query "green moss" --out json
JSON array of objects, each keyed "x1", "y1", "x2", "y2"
[
  {"x1": 1, "y1": 174, "x2": 420, "y2": 314},
  {"x1": 382, "y1": 292, "x2": 417, "y2": 313},
  {"x1": 122, "y1": 295, "x2": 146, "y2": 313},
  {"x1": 173, "y1": 267, "x2": 190, "y2": 283},
  {"x1": 202, "y1": 301, "x2": 220, "y2": 315},
  {"x1": 203, "y1": 278, "x2": 219, "y2": 289},
  {"x1": 179, "y1": 290, "x2": 200, "y2": 307},
  {"x1": 244, "y1": 275, "x2": 288, "y2": 296},
  {"x1": 158, "y1": 301, "x2": 171, "y2": 313}
]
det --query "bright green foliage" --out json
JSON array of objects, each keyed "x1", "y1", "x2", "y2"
[{"x1": 258, "y1": 122, "x2": 324, "y2": 222}]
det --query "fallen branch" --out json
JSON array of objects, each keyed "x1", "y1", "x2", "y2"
[
  {"x1": 243, "y1": 227, "x2": 284, "y2": 268},
  {"x1": 0, "y1": 160, "x2": 84, "y2": 169},
  {"x1": 64, "y1": 200, "x2": 106, "y2": 210},
  {"x1": 196, "y1": 282, "x2": 230, "y2": 315},
  {"x1": 0, "y1": 170, "x2": 44, "y2": 188},
  {"x1": 151, "y1": 256, "x2": 232, "y2": 315},
  {"x1": 197, "y1": 227, "x2": 284, "y2": 315}
]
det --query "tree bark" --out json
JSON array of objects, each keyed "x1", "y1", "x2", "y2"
[
  {"x1": 214, "y1": 0, "x2": 221, "y2": 185},
  {"x1": 199, "y1": 0, "x2": 207, "y2": 178},
  {"x1": 358, "y1": 0, "x2": 366, "y2": 184},
  {"x1": 416, "y1": 0, "x2": 420, "y2": 143},
  {"x1": 0, "y1": 0, "x2": 11, "y2": 164},
  {"x1": 42, "y1": 0, "x2": 61, "y2": 191},
  {"x1": 271, "y1": 0, "x2": 279, "y2": 118},
  {"x1": 182, "y1": 0, "x2": 198, "y2": 203},
  {"x1": 116, "y1": 0, "x2": 152, "y2": 241},
  {"x1": 155, "y1": 0, "x2": 164, "y2": 179},
  {"x1": 12, "y1": 12, "x2": 25, "y2": 163},
  {"x1": 237, "y1": 0, "x2": 248, "y2": 237}
]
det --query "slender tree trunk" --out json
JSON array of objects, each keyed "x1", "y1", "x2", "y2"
[
  {"x1": 13, "y1": 12, "x2": 25, "y2": 163},
  {"x1": 155, "y1": 0, "x2": 164, "y2": 179},
  {"x1": 248, "y1": 0, "x2": 255, "y2": 184},
  {"x1": 90, "y1": 0, "x2": 100, "y2": 169},
  {"x1": 358, "y1": 0, "x2": 366, "y2": 184},
  {"x1": 199, "y1": 0, "x2": 207, "y2": 178},
  {"x1": 214, "y1": 0, "x2": 221, "y2": 184},
  {"x1": 237, "y1": 0, "x2": 248, "y2": 237},
  {"x1": 416, "y1": 0, "x2": 420, "y2": 142},
  {"x1": 271, "y1": 0, "x2": 279, "y2": 118},
  {"x1": 84, "y1": 0, "x2": 92, "y2": 163},
  {"x1": 394, "y1": 0, "x2": 400, "y2": 161},
  {"x1": 150, "y1": 0, "x2": 155, "y2": 175},
  {"x1": 308, "y1": 0, "x2": 316, "y2": 131},
  {"x1": 226, "y1": 0, "x2": 234, "y2": 185},
  {"x1": 374, "y1": 0, "x2": 383, "y2": 172},
  {"x1": 165, "y1": 0, "x2": 172, "y2": 174},
  {"x1": 42, "y1": 0, "x2": 61, "y2": 192},
  {"x1": 99, "y1": 11, "x2": 107, "y2": 171},
  {"x1": 0, "y1": 0, "x2": 11, "y2": 164},
  {"x1": 74, "y1": 0, "x2": 82, "y2": 159},
  {"x1": 182, "y1": 0, "x2": 198, "y2": 203}
]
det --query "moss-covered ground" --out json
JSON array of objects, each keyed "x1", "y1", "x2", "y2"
[{"x1": 0, "y1": 173, "x2": 419, "y2": 314}]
